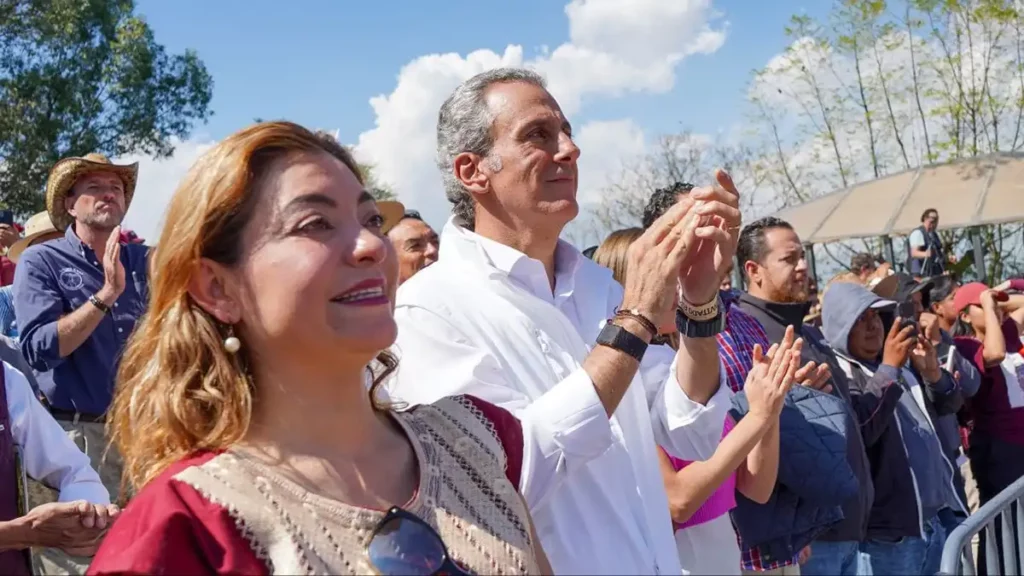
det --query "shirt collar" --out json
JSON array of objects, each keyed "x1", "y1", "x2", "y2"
[
  {"x1": 64, "y1": 225, "x2": 87, "y2": 255},
  {"x1": 439, "y1": 217, "x2": 584, "y2": 302}
]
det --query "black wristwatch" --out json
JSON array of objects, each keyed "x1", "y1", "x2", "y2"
[
  {"x1": 596, "y1": 322, "x2": 649, "y2": 362},
  {"x1": 675, "y1": 297, "x2": 726, "y2": 338}
]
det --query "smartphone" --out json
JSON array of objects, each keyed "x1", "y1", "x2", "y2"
[
  {"x1": 0, "y1": 210, "x2": 14, "y2": 226},
  {"x1": 896, "y1": 301, "x2": 919, "y2": 338}
]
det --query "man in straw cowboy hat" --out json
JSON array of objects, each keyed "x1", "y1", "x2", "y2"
[{"x1": 12, "y1": 154, "x2": 149, "y2": 573}]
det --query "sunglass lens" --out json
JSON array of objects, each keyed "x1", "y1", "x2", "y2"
[{"x1": 368, "y1": 515, "x2": 447, "y2": 575}]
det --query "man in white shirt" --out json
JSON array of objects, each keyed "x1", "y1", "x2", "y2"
[
  {"x1": 0, "y1": 361, "x2": 115, "y2": 574},
  {"x1": 387, "y1": 67, "x2": 741, "y2": 575}
]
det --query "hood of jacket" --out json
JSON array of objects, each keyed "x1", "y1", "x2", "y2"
[{"x1": 822, "y1": 282, "x2": 896, "y2": 358}]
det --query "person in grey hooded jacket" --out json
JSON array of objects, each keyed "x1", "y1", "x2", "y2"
[
  {"x1": 879, "y1": 274, "x2": 980, "y2": 520},
  {"x1": 822, "y1": 281, "x2": 967, "y2": 576}
]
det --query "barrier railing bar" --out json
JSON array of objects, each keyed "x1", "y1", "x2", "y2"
[{"x1": 940, "y1": 474, "x2": 1024, "y2": 575}]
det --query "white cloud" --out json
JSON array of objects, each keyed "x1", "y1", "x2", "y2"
[
  {"x1": 575, "y1": 118, "x2": 647, "y2": 206},
  {"x1": 355, "y1": 0, "x2": 726, "y2": 230},
  {"x1": 112, "y1": 0, "x2": 727, "y2": 240},
  {"x1": 118, "y1": 137, "x2": 217, "y2": 242}
]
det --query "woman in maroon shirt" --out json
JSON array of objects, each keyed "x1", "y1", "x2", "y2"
[
  {"x1": 953, "y1": 279, "x2": 1024, "y2": 571},
  {"x1": 86, "y1": 122, "x2": 549, "y2": 575}
]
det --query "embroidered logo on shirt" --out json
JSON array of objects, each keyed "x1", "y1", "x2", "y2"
[{"x1": 58, "y1": 268, "x2": 85, "y2": 291}]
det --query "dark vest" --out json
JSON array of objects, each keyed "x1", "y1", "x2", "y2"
[
  {"x1": 910, "y1": 225, "x2": 945, "y2": 276},
  {"x1": 0, "y1": 367, "x2": 31, "y2": 575}
]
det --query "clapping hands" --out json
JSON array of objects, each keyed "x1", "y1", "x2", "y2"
[{"x1": 745, "y1": 326, "x2": 802, "y2": 421}]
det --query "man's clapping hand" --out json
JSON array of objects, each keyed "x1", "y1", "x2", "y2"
[
  {"x1": 619, "y1": 169, "x2": 742, "y2": 334},
  {"x1": 19, "y1": 500, "x2": 119, "y2": 556},
  {"x1": 677, "y1": 169, "x2": 742, "y2": 306},
  {"x1": 620, "y1": 194, "x2": 706, "y2": 336},
  {"x1": 745, "y1": 326, "x2": 801, "y2": 421}
]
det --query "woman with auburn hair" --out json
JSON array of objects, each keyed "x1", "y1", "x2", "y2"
[{"x1": 86, "y1": 121, "x2": 549, "y2": 575}]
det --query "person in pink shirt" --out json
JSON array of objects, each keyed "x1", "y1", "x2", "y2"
[{"x1": 658, "y1": 326, "x2": 801, "y2": 575}]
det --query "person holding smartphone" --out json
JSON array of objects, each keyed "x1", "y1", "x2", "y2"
[{"x1": 823, "y1": 281, "x2": 965, "y2": 575}]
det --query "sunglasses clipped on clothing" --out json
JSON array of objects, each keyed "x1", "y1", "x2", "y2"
[{"x1": 367, "y1": 506, "x2": 471, "y2": 576}]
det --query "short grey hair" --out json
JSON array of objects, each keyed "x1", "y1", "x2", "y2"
[{"x1": 436, "y1": 67, "x2": 546, "y2": 229}]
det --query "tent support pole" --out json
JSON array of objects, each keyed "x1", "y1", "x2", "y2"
[
  {"x1": 805, "y1": 243, "x2": 818, "y2": 288},
  {"x1": 883, "y1": 235, "x2": 896, "y2": 268},
  {"x1": 971, "y1": 227, "x2": 987, "y2": 283}
]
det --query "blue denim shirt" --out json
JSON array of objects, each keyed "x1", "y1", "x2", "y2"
[
  {"x1": 0, "y1": 286, "x2": 16, "y2": 339},
  {"x1": 12, "y1": 227, "x2": 148, "y2": 414}
]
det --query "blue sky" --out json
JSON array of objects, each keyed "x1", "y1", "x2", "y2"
[{"x1": 124, "y1": 0, "x2": 831, "y2": 239}]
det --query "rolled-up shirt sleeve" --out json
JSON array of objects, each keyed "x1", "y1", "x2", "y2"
[
  {"x1": 650, "y1": 355, "x2": 733, "y2": 461},
  {"x1": 6, "y1": 363, "x2": 109, "y2": 504},
  {"x1": 389, "y1": 304, "x2": 613, "y2": 510},
  {"x1": 13, "y1": 249, "x2": 64, "y2": 372}
]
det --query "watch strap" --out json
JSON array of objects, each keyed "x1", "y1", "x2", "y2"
[
  {"x1": 596, "y1": 322, "x2": 648, "y2": 362},
  {"x1": 89, "y1": 294, "x2": 111, "y2": 314},
  {"x1": 675, "y1": 296, "x2": 726, "y2": 338}
]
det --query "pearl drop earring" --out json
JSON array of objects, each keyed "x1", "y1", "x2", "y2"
[{"x1": 224, "y1": 326, "x2": 241, "y2": 354}]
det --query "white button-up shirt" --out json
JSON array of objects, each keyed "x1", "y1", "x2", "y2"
[
  {"x1": 387, "y1": 219, "x2": 729, "y2": 575},
  {"x1": 5, "y1": 362, "x2": 109, "y2": 504}
]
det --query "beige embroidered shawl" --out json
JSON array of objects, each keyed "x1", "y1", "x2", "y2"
[{"x1": 173, "y1": 397, "x2": 539, "y2": 575}]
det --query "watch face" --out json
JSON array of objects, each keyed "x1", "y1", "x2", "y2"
[{"x1": 597, "y1": 322, "x2": 648, "y2": 362}]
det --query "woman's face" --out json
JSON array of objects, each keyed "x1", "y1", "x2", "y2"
[
  {"x1": 231, "y1": 151, "x2": 399, "y2": 368},
  {"x1": 932, "y1": 287, "x2": 958, "y2": 323},
  {"x1": 965, "y1": 302, "x2": 1005, "y2": 333}
]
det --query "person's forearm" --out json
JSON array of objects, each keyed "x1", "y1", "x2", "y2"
[
  {"x1": 1003, "y1": 295, "x2": 1024, "y2": 311},
  {"x1": 660, "y1": 414, "x2": 770, "y2": 524},
  {"x1": 0, "y1": 517, "x2": 30, "y2": 551},
  {"x1": 911, "y1": 247, "x2": 930, "y2": 259},
  {"x1": 982, "y1": 305, "x2": 1007, "y2": 367},
  {"x1": 674, "y1": 335, "x2": 721, "y2": 405},
  {"x1": 583, "y1": 317, "x2": 651, "y2": 417},
  {"x1": 56, "y1": 292, "x2": 112, "y2": 358},
  {"x1": 738, "y1": 421, "x2": 779, "y2": 504}
]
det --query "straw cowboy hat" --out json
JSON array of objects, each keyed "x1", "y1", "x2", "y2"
[
  {"x1": 8, "y1": 211, "x2": 62, "y2": 263},
  {"x1": 377, "y1": 200, "x2": 406, "y2": 234},
  {"x1": 45, "y1": 153, "x2": 138, "y2": 232}
]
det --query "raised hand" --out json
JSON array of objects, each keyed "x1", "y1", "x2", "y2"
[
  {"x1": 909, "y1": 336, "x2": 943, "y2": 384},
  {"x1": 918, "y1": 311, "x2": 941, "y2": 343},
  {"x1": 882, "y1": 317, "x2": 916, "y2": 369},
  {"x1": 678, "y1": 169, "x2": 742, "y2": 307},
  {"x1": 794, "y1": 360, "x2": 833, "y2": 394},
  {"x1": 745, "y1": 326, "x2": 802, "y2": 420},
  {"x1": 97, "y1": 225, "x2": 125, "y2": 306},
  {"x1": 621, "y1": 197, "x2": 703, "y2": 335}
]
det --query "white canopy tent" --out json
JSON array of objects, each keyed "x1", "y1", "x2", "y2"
[{"x1": 761, "y1": 153, "x2": 1024, "y2": 282}]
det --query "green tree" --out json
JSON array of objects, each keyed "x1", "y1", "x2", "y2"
[{"x1": 0, "y1": 0, "x2": 213, "y2": 214}]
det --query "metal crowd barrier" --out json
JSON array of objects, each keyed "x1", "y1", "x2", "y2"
[{"x1": 940, "y1": 474, "x2": 1024, "y2": 575}]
